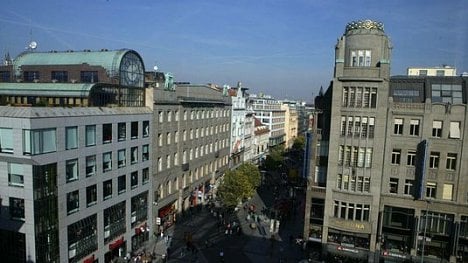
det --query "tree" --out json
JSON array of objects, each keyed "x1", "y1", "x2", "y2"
[
  {"x1": 292, "y1": 135, "x2": 306, "y2": 151},
  {"x1": 217, "y1": 163, "x2": 261, "y2": 208},
  {"x1": 264, "y1": 145, "x2": 285, "y2": 171}
]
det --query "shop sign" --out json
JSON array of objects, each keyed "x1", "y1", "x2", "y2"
[
  {"x1": 109, "y1": 237, "x2": 124, "y2": 250},
  {"x1": 382, "y1": 250, "x2": 408, "y2": 259},
  {"x1": 156, "y1": 217, "x2": 161, "y2": 225},
  {"x1": 337, "y1": 246, "x2": 359, "y2": 253}
]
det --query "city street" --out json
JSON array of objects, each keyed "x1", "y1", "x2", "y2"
[{"x1": 148, "y1": 173, "x2": 308, "y2": 263}]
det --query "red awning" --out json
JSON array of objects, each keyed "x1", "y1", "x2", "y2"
[
  {"x1": 83, "y1": 254, "x2": 95, "y2": 263},
  {"x1": 109, "y1": 237, "x2": 124, "y2": 250}
]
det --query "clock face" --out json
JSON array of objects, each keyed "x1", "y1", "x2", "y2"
[{"x1": 120, "y1": 52, "x2": 144, "y2": 87}]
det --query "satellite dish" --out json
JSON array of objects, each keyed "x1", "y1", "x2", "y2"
[
  {"x1": 29, "y1": 41, "x2": 37, "y2": 50},
  {"x1": 153, "y1": 65, "x2": 158, "y2": 71}
]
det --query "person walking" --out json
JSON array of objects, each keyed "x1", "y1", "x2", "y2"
[{"x1": 219, "y1": 249, "x2": 224, "y2": 262}]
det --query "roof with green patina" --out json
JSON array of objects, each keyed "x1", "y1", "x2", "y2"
[
  {"x1": 13, "y1": 49, "x2": 132, "y2": 76},
  {"x1": 0, "y1": 82, "x2": 95, "y2": 97}
]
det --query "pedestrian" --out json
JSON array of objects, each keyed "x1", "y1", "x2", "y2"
[{"x1": 219, "y1": 250, "x2": 224, "y2": 262}]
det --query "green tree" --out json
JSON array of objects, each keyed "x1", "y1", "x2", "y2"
[
  {"x1": 217, "y1": 163, "x2": 261, "y2": 208},
  {"x1": 264, "y1": 145, "x2": 285, "y2": 170},
  {"x1": 292, "y1": 135, "x2": 306, "y2": 151}
]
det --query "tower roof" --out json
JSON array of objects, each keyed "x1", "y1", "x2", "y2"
[{"x1": 345, "y1": 19, "x2": 384, "y2": 34}]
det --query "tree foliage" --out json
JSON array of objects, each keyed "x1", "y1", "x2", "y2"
[
  {"x1": 292, "y1": 135, "x2": 306, "y2": 151},
  {"x1": 264, "y1": 145, "x2": 285, "y2": 170},
  {"x1": 217, "y1": 163, "x2": 261, "y2": 208}
]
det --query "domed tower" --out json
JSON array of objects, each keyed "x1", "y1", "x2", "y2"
[{"x1": 322, "y1": 20, "x2": 392, "y2": 262}]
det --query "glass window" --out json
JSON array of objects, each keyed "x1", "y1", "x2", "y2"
[
  {"x1": 131, "y1": 147, "x2": 138, "y2": 164},
  {"x1": 86, "y1": 155, "x2": 96, "y2": 177},
  {"x1": 9, "y1": 197, "x2": 25, "y2": 220},
  {"x1": 103, "y1": 180, "x2": 112, "y2": 200},
  {"x1": 102, "y1": 123, "x2": 112, "y2": 144},
  {"x1": 449, "y1": 121, "x2": 460, "y2": 139},
  {"x1": 389, "y1": 178, "x2": 398, "y2": 194},
  {"x1": 51, "y1": 71, "x2": 68, "y2": 82},
  {"x1": 391, "y1": 149, "x2": 401, "y2": 165},
  {"x1": 131, "y1": 122, "x2": 138, "y2": 139},
  {"x1": 442, "y1": 184, "x2": 453, "y2": 200},
  {"x1": 23, "y1": 128, "x2": 57, "y2": 155},
  {"x1": 8, "y1": 163, "x2": 24, "y2": 187},
  {"x1": 142, "y1": 145, "x2": 149, "y2": 161},
  {"x1": 429, "y1": 152, "x2": 440, "y2": 169},
  {"x1": 0, "y1": 127, "x2": 14, "y2": 153},
  {"x1": 86, "y1": 185, "x2": 97, "y2": 207},
  {"x1": 118, "y1": 122, "x2": 126, "y2": 141},
  {"x1": 23, "y1": 71, "x2": 39, "y2": 82},
  {"x1": 426, "y1": 182, "x2": 437, "y2": 198},
  {"x1": 80, "y1": 71, "x2": 99, "y2": 83},
  {"x1": 404, "y1": 180, "x2": 414, "y2": 195},
  {"x1": 118, "y1": 149, "x2": 126, "y2": 168},
  {"x1": 432, "y1": 121, "x2": 442, "y2": 138},
  {"x1": 66, "y1": 159, "x2": 79, "y2": 182},
  {"x1": 393, "y1": 118, "x2": 403, "y2": 135},
  {"x1": 103, "y1": 152, "x2": 112, "y2": 172},
  {"x1": 118, "y1": 175, "x2": 126, "y2": 194},
  {"x1": 142, "y1": 121, "x2": 149, "y2": 138},
  {"x1": 66, "y1": 126, "x2": 78, "y2": 150},
  {"x1": 142, "y1": 168, "x2": 149, "y2": 185},
  {"x1": 446, "y1": 153, "x2": 457, "y2": 170},
  {"x1": 67, "y1": 190, "x2": 79, "y2": 214},
  {"x1": 409, "y1": 119, "x2": 420, "y2": 136},
  {"x1": 85, "y1": 125, "x2": 96, "y2": 146},
  {"x1": 407, "y1": 150, "x2": 416, "y2": 166},
  {"x1": 131, "y1": 171, "x2": 138, "y2": 189},
  {"x1": 167, "y1": 132, "x2": 171, "y2": 145}
]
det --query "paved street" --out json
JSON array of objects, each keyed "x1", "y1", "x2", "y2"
[{"x1": 147, "y1": 176, "x2": 307, "y2": 263}]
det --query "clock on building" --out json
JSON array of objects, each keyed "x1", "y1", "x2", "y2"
[{"x1": 120, "y1": 52, "x2": 144, "y2": 87}]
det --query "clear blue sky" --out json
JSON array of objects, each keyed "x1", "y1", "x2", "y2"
[{"x1": 1, "y1": 0, "x2": 467, "y2": 102}]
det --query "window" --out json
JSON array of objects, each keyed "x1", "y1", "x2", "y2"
[
  {"x1": 0, "y1": 71, "x2": 11, "y2": 82},
  {"x1": 66, "y1": 126, "x2": 78, "y2": 150},
  {"x1": 142, "y1": 145, "x2": 149, "y2": 161},
  {"x1": 391, "y1": 149, "x2": 401, "y2": 165},
  {"x1": 432, "y1": 84, "x2": 463, "y2": 104},
  {"x1": 174, "y1": 152, "x2": 179, "y2": 166},
  {"x1": 23, "y1": 71, "x2": 39, "y2": 82},
  {"x1": 442, "y1": 184, "x2": 453, "y2": 200},
  {"x1": 118, "y1": 175, "x2": 126, "y2": 194},
  {"x1": 394, "y1": 118, "x2": 403, "y2": 135},
  {"x1": 66, "y1": 159, "x2": 79, "y2": 182},
  {"x1": 0, "y1": 127, "x2": 14, "y2": 153},
  {"x1": 80, "y1": 71, "x2": 98, "y2": 82},
  {"x1": 167, "y1": 111, "x2": 172, "y2": 122},
  {"x1": 86, "y1": 155, "x2": 96, "y2": 177},
  {"x1": 429, "y1": 152, "x2": 440, "y2": 169},
  {"x1": 409, "y1": 119, "x2": 420, "y2": 136},
  {"x1": 103, "y1": 180, "x2": 113, "y2": 200},
  {"x1": 449, "y1": 121, "x2": 460, "y2": 139},
  {"x1": 118, "y1": 122, "x2": 126, "y2": 141},
  {"x1": 404, "y1": 180, "x2": 414, "y2": 195},
  {"x1": 350, "y1": 50, "x2": 371, "y2": 67},
  {"x1": 184, "y1": 110, "x2": 187, "y2": 120},
  {"x1": 102, "y1": 124, "x2": 112, "y2": 143},
  {"x1": 175, "y1": 131, "x2": 179, "y2": 143},
  {"x1": 10, "y1": 197, "x2": 25, "y2": 220},
  {"x1": 51, "y1": 71, "x2": 68, "y2": 82},
  {"x1": 158, "y1": 157, "x2": 162, "y2": 172},
  {"x1": 446, "y1": 153, "x2": 457, "y2": 170},
  {"x1": 407, "y1": 150, "x2": 416, "y2": 166},
  {"x1": 167, "y1": 132, "x2": 171, "y2": 145},
  {"x1": 183, "y1": 130, "x2": 187, "y2": 141},
  {"x1": 131, "y1": 122, "x2": 138, "y2": 139},
  {"x1": 432, "y1": 121, "x2": 442, "y2": 138},
  {"x1": 158, "y1": 133, "x2": 162, "y2": 146},
  {"x1": 118, "y1": 149, "x2": 126, "y2": 168},
  {"x1": 142, "y1": 168, "x2": 149, "y2": 185},
  {"x1": 131, "y1": 147, "x2": 138, "y2": 164},
  {"x1": 175, "y1": 110, "x2": 179, "y2": 121},
  {"x1": 85, "y1": 125, "x2": 96, "y2": 146},
  {"x1": 8, "y1": 163, "x2": 24, "y2": 187},
  {"x1": 166, "y1": 155, "x2": 171, "y2": 169},
  {"x1": 67, "y1": 190, "x2": 79, "y2": 214},
  {"x1": 389, "y1": 178, "x2": 398, "y2": 194},
  {"x1": 419, "y1": 70, "x2": 427, "y2": 76},
  {"x1": 426, "y1": 182, "x2": 437, "y2": 198},
  {"x1": 86, "y1": 185, "x2": 97, "y2": 207},
  {"x1": 103, "y1": 152, "x2": 112, "y2": 172},
  {"x1": 142, "y1": 121, "x2": 149, "y2": 137},
  {"x1": 158, "y1": 111, "x2": 163, "y2": 123},
  {"x1": 131, "y1": 171, "x2": 138, "y2": 189},
  {"x1": 23, "y1": 128, "x2": 56, "y2": 155}
]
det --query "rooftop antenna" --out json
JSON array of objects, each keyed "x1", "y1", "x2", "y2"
[{"x1": 26, "y1": 27, "x2": 37, "y2": 51}]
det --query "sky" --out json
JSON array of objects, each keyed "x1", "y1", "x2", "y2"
[{"x1": 1, "y1": 0, "x2": 467, "y2": 102}]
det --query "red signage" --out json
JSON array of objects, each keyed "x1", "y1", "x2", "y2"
[
  {"x1": 109, "y1": 237, "x2": 124, "y2": 250},
  {"x1": 83, "y1": 254, "x2": 95, "y2": 263}
]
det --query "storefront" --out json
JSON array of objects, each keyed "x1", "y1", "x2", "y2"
[
  {"x1": 326, "y1": 243, "x2": 369, "y2": 263},
  {"x1": 158, "y1": 203, "x2": 176, "y2": 232},
  {"x1": 131, "y1": 222, "x2": 150, "y2": 251},
  {"x1": 104, "y1": 237, "x2": 126, "y2": 263}
]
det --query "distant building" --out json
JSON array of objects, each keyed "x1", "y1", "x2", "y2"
[
  {"x1": 407, "y1": 66, "x2": 457, "y2": 76},
  {"x1": 0, "y1": 49, "x2": 152, "y2": 263},
  {"x1": 248, "y1": 94, "x2": 286, "y2": 147},
  {"x1": 281, "y1": 103, "x2": 298, "y2": 149},
  {"x1": 252, "y1": 117, "x2": 269, "y2": 164}
]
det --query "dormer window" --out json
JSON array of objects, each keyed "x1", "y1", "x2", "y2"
[{"x1": 51, "y1": 71, "x2": 68, "y2": 82}]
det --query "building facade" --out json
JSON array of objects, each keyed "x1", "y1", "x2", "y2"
[
  {"x1": 0, "y1": 49, "x2": 153, "y2": 263},
  {"x1": 146, "y1": 74, "x2": 231, "y2": 235},
  {"x1": 248, "y1": 94, "x2": 286, "y2": 147},
  {"x1": 305, "y1": 20, "x2": 468, "y2": 263}
]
